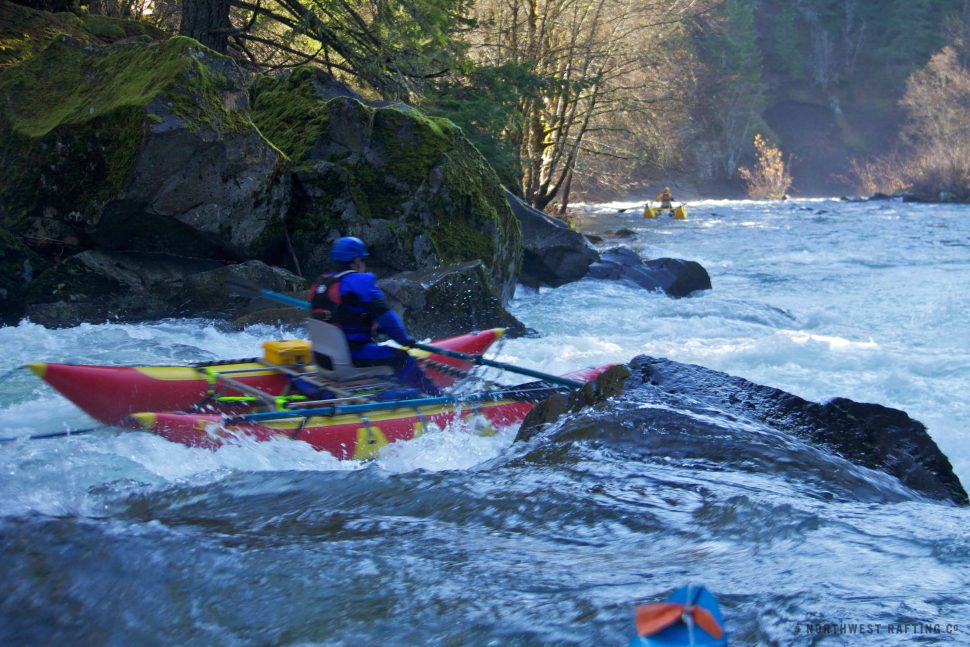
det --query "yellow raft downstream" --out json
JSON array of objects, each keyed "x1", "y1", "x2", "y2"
[{"x1": 643, "y1": 202, "x2": 688, "y2": 220}]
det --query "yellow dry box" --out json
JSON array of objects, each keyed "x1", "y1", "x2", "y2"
[{"x1": 263, "y1": 339, "x2": 313, "y2": 366}]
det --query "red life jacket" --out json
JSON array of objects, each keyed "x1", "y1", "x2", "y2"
[{"x1": 307, "y1": 270, "x2": 372, "y2": 345}]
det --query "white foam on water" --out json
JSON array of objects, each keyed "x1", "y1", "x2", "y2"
[{"x1": 375, "y1": 420, "x2": 517, "y2": 473}]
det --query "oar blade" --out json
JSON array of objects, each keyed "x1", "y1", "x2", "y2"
[
  {"x1": 635, "y1": 603, "x2": 683, "y2": 636},
  {"x1": 691, "y1": 607, "x2": 724, "y2": 640}
]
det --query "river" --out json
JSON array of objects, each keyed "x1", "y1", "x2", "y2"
[{"x1": 1, "y1": 198, "x2": 968, "y2": 645}]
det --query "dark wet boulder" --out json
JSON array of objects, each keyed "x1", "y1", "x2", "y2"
[
  {"x1": 0, "y1": 229, "x2": 48, "y2": 324},
  {"x1": 626, "y1": 356, "x2": 967, "y2": 504},
  {"x1": 24, "y1": 250, "x2": 217, "y2": 325},
  {"x1": 378, "y1": 261, "x2": 525, "y2": 340},
  {"x1": 505, "y1": 189, "x2": 599, "y2": 287},
  {"x1": 587, "y1": 247, "x2": 711, "y2": 297},
  {"x1": 23, "y1": 253, "x2": 304, "y2": 327},
  {"x1": 514, "y1": 354, "x2": 966, "y2": 504}
]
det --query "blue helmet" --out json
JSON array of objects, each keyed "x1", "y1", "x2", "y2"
[{"x1": 331, "y1": 236, "x2": 369, "y2": 262}]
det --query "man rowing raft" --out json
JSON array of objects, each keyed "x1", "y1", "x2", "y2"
[{"x1": 308, "y1": 236, "x2": 442, "y2": 395}]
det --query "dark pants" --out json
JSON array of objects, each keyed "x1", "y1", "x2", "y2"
[{"x1": 351, "y1": 344, "x2": 442, "y2": 395}]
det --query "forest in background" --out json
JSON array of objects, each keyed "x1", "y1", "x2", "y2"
[{"x1": 11, "y1": 0, "x2": 970, "y2": 206}]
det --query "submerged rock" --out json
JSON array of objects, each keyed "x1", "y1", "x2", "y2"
[
  {"x1": 624, "y1": 356, "x2": 967, "y2": 504},
  {"x1": 515, "y1": 355, "x2": 966, "y2": 504},
  {"x1": 587, "y1": 247, "x2": 712, "y2": 297}
]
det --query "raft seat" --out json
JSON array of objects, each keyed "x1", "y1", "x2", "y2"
[{"x1": 306, "y1": 319, "x2": 395, "y2": 382}]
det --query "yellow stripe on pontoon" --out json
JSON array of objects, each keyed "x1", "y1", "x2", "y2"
[{"x1": 135, "y1": 363, "x2": 277, "y2": 380}]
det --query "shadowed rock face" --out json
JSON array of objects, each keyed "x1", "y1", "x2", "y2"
[
  {"x1": 23, "y1": 255, "x2": 307, "y2": 326},
  {"x1": 516, "y1": 355, "x2": 965, "y2": 504},
  {"x1": 504, "y1": 189, "x2": 599, "y2": 287},
  {"x1": 0, "y1": 34, "x2": 290, "y2": 262}
]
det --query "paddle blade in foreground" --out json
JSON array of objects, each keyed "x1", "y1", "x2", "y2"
[{"x1": 629, "y1": 584, "x2": 728, "y2": 646}]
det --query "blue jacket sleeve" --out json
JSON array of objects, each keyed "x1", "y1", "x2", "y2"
[{"x1": 375, "y1": 309, "x2": 411, "y2": 345}]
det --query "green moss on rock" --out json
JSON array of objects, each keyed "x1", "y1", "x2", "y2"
[
  {"x1": 0, "y1": 35, "x2": 234, "y2": 138},
  {"x1": 0, "y1": 34, "x2": 250, "y2": 230},
  {"x1": 430, "y1": 142, "x2": 520, "y2": 275},
  {"x1": 251, "y1": 70, "x2": 459, "y2": 221},
  {"x1": 250, "y1": 68, "x2": 332, "y2": 162},
  {"x1": 250, "y1": 68, "x2": 520, "y2": 295},
  {"x1": 0, "y1": 2, "x2": 163, "y2": 69}
]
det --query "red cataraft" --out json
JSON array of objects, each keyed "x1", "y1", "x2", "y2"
[{"x1": 29, "y1": 328, "x2": 615, "y2": 460}]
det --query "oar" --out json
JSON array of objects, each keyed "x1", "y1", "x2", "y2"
[
  {"x1": 406, "y1": 341, "x2": 583, "y2": 388},
  {"x1": 226, "y1": 276, "x2": 584, "y2": 388},
  {"x1": 225, "y1": 383, "x2": 566, "y2": 424},
  {"x1": 0, "y1": 427, "x2": 103, "y2": 443},
  {"x1": 225, "y1": 275, "x2": 310, "y2": 309},
  {"x1": 617, "y1": 201, "x2": 683, "y2": 214}
]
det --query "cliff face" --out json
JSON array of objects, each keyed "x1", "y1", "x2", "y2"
[
  {"x1": 682, "y1": 0, "x2": 962, "y2": 198},
  {"x1": 0, "y1": 4, "x2": 521, "y2": 328}
]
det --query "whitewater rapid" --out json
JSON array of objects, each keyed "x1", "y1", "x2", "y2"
[
  {"x1": 509, "y1": 198, "x2": 970, "y2": 484},
  {"x1": 2, "y1": 198, "x2": 968, "y2": 497}
]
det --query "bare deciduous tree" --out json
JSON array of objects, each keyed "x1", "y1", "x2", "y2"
[{"x1": 467, "y1": 0, "x2": 697, "y2": 210}]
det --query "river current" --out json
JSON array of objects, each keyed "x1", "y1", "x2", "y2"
[{"x1": 1, "y1": 198, "x2": 968, "y2": 645}]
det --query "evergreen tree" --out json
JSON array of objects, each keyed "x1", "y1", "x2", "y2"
[{"x1": 692, "y1": 0, "x2": 767, "y2": 177}]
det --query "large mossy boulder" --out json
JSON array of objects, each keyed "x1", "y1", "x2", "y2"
[
  {"x1": 250, "y1": 68, "x2": 522, "y2": 304},
  {"x1": 1, "y1": 6, "x2": 521, "y2": 327},
  {"x1": 0, "y1": 26, "x2": 289, "y2": 264}
]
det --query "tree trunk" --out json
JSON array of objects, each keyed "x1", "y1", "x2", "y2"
[
  {"x1": 556, "y1": 168, "x2": 572, "y2": 216},
  {"x1": 180, "y1": 0, "x2": 232, "y2": 53}
]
